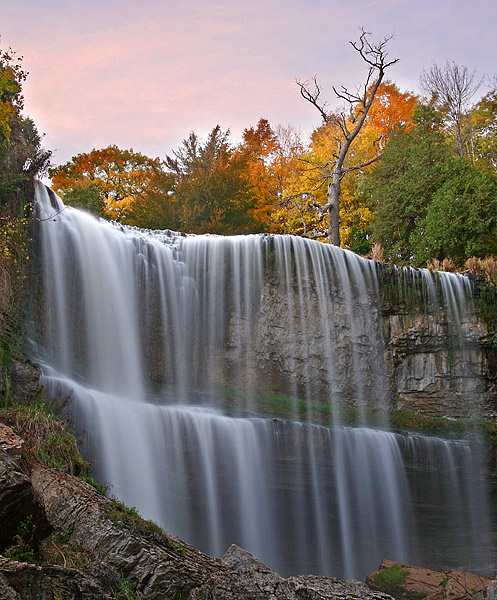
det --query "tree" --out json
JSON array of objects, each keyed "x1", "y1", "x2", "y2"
[
  {"x1": 297, "y1": 29, "x2": 398, "y2": 245},
  {"x1": 363, "y1": 105, "x2": 454, "y2": 264},
  {"x1": 237, "y1": 119, "x2": 304, "y2": 233},
  {"x1": 471, "y1": 88, "x2": 497, "y2": 175},
  {"x1": 420, "y1": 61, "x2": 482, "y2": 158},
  {"x1": 126, "y1": 170, "x2": 180, "y2": 230},
  {"x1": 164, "y1": 126, "x2": 260, "y2": 234},
  {"x1": 417, "y1": 159, "x2": 497, "y2": 265},
  {"x1": 50, "y1": 146, "x2": 161, "y2": 221},
  {"x1": 287, "y1": 81, "x2": 416, "y2": 248},
  {"x1": 0, "y1": 47, "x2": 50, "y2": 210}
]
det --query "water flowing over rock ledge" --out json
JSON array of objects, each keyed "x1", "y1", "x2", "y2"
[{"x1": 25, "y1": 183, "x2": 497, "y2": 581}]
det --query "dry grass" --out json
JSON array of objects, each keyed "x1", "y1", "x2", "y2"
[
  {"x1": 2, "y1": 400, "x2": 89, "y2": 476},
  {"x1": 371, "y1": 243, "x2": 385, "y2": 263},
  {"x1": 464, "y1": 256, "x2": 497, "y2": 282},
  {"x1": 441, "y1": 257, "x2": 457, "y2": 272}
]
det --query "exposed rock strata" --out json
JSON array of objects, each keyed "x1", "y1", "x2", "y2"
[{"x1": 221, "y1": 268, "x2": 495, "y2": 419}]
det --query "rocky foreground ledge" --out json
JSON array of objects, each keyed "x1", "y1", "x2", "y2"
[{"x1": 0, "y1": 422, "x2": 495, "y2": 600}]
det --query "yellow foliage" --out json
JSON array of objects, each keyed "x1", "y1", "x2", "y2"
[{"x1": 273, "y1": 81, "x2": 417, "y2": 248}]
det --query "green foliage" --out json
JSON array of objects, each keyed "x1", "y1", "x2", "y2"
[
  {"x1": 4, "y1": 516, "x2": 40, "y2": 564},
  {"x1": 364, "y1": 104, "x2": 497, "y2": 266},
  {"x1": 417, "y1": 160, "x2": 497, "y2": 265},
  {"x1": 364, "y1": 105, "x2": 453, "y2": 265},
  {"x1": 63, "y1": 182, "x2": 106, "y2": 217},
  {"x1": 0, "y1": 47, "x2": 50, "y2": 212},
  {"x1": 112, "y1": 577, "x2": 141, "y2": 600},
  {"x1": 126, "y1": 170, "x2": 180, "y2": 230},
  {"x1": 374, "y1": 564, "x2": 410, "y2": 598},
  {"x1": 164, "y1": 125, "x2": 262, "y2": 234},
  {"x1": 81, "y1": 475, "x2": 108, "y2": 496}
]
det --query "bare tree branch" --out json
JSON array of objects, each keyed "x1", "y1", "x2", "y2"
[
  {"x1": 297, "y1": 28, "x2": 398, "y2": 245},
  {"x1": 420, "y1": 61, "x2": 482, "y2": 156}
]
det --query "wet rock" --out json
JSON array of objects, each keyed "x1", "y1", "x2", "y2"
[
  {"x1": 221, "y1": 543, "x2": 275, "y2": 573},
  {"x1": 366, "y1": 559, "x2": 491, "y2": 600}
]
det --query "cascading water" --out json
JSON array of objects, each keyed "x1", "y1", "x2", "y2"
[{"x1": 32, "y1": 182, "x2": 495, "y2": 579}]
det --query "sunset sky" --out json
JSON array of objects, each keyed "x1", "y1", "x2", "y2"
[{"x1": 3, "y1": 0, "x2": 496, "y2": 169}]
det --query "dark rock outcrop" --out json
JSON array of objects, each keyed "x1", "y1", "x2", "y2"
[
  {"x1": 0, "y1": 557, "x2": 109, "y2": 600},
  {"x1": 189, "y1": 544, "x2": 394, "y2": 600},
  {"x1": 0, "y1": 426, "x2": 50, "y2": 552}
]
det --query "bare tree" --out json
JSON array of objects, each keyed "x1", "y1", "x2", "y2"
[
  {"x1": 297, "y1": 29, "x2": 398, "y2": 246},
  {"x1": 420, "y1": 61, "x2": 482, "y2": 157}
]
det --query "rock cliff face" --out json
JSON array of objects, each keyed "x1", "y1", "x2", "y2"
[{"x1": 221, "y1": 265, "x2": 495, "y2": 420}]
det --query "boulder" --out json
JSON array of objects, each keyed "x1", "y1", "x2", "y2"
[
  {"x1": 366, "y1": 559, "x2": 492, "y2": 600},
  {"x1": 189, "y1": 544, "x2": 394, "y2": 600}
]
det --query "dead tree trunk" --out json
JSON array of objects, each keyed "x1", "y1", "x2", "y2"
[{"x1": 297, "y1": 29, "x2": 398, "y2": 246}]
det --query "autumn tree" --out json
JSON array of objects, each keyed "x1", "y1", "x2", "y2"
[
  {"x1": 471, "y1": 88, "x2": 497, "y2": 175},
  {"x1": 237, "y1": 119, "x2": 304, "y2": 233},
  {"x1": 164, "y1": 126, "x2": 261, "y2": 234},
  {"x1": 297, "y1": 29, "x2": 398, "y2": 245},
  {"x1": 0, "y1": 45, "x2": 51, "y2": 377},
  {"x1": 50, "y1": 146, "x2": 161, "y2": 221},
  {"x1": 281, "y1": 81, "x2": 416, "y2": 249}
]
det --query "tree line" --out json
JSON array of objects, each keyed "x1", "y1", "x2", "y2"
[{"x1": 2, "y1": 34, "x2": 497, "y2": 271}]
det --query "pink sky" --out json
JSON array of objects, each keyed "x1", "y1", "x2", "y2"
[{"x1": 3, "y1": 0, "x2": 496, "y2": 169}]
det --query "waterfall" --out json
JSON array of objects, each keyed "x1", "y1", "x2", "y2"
[{"x1": 32, "y1": 182, "x2": 495, "y2": 579}]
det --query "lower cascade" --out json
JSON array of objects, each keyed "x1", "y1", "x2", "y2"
[{"x1": 32, "y1": 183, "x2": 496, "y2": 580}]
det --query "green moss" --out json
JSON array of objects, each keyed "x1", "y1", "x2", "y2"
[
  {"x1": 106, "y1": 498, "x2": 164, "y2": 539},
  {"x1": 476, "y1": 279, "x2": 497, "y2": 335},
  {"x1": 375, "y1": 564, "x2": 410, "y2": 598},
  {"x1": 214, "y1": 382, "x2": 392, "y2": 428},
  {"x1": 81, "y1": 475, "x2": 108, "y2": 496}
]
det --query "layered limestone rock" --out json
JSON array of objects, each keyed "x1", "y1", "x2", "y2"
[{"x1": 223, "y1": 266, "x2": 494, "y2": 419}]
